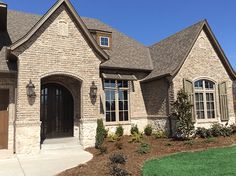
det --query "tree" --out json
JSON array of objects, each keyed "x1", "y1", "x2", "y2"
[
  {"x1": 172, "y1": 89, "x2": 195, "y2": 139},
  {"x1": 95, "y1": 119, "x2": 106, "y2": 149}
]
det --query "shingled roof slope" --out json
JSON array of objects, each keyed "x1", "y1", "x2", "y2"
[
  {"x1": 144, "y1": 20, "x2": 205, "y2": 81},
  {"x1": 82, "y1": 17, "x2": 153, "y2": 70},
  {"x1": 0, "y1": 10, "x2": 152, "y2": 72},
  {"x1": 0, "y1": 10, "x2": 41, "y2": 72}
]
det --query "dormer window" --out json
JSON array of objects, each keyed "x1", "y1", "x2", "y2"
[
  {"x1": 100, "y1": 36, "x2": 109, "y2": 47},
  {"x1": 92, "y1": 30, "x2": 112, "y2": 49}
]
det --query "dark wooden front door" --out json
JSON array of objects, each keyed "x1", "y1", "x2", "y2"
[
  {"x1": 40, "y1": 83, "x2": 74, "y2": 141},
  {"x1": 0, "y1": 90, "x2": 9, "y2": 149}
]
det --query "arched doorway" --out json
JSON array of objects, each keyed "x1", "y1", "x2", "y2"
[{"x1": 40, "y1": 83, "x2": 74, "y2": 141}]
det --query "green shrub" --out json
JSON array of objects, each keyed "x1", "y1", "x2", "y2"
[
  {"x1": 196, "y1": 127, "x2": 213, "y2": 138},
  {"x1": 137, "y1": 143, "x2": 150, "y2": 154},
  {"x1": 131, "y1": 125, "x2": 139, "y2": 135},
  {"x1": 153, "y1": 130, "x2": 167, "y2": 139},
  {"x1": 129, "y1": 132, "x2": 143, "y2": 143},
  {"x1": 109, "y1": 165, "x2": 130, "y2": 176},
  {"x1": 144, "y1": 124, "x2": 153, "y2": 136},
  {"x1": 109, "y1": 153, "x2": 127, "y2": 164},
  {"x1": 211, "y1": 123, "x2": 223, "y2": 137},
  {"x1": 230, "y1": 124, "x2": 236, "y2": 134},
  {"x1": 115, "y1": 142, "x2": 123, "y2": 150},
  {"x1": 196, "y1": 127, "x2": 208, "y2": 138},
  {"x1": 221, "y1": 126, "x2": 233, "y2": 137},
  {"x1": 115, "y1": 125, "x2": 124, "y2": 137},
  {"x1": 108, "y1": 133, "x2": 120, "y2": 142},
  {"x1": 95, "y1": 119, "x2": 106, "y2": 149}
]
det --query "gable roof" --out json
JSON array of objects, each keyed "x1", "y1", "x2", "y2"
[
  {"x1": 143, "y1": 20, "x2": 236, "y2": 82},
  {"x1": 8, "y1": 0, "x2": 109, "y2": 61},
  {"x1": 0, "y1": 1, "x2": 235, "y2": 78},
  {"x1": 1, "y1": 9, "x2": 152, "y2": 72}
]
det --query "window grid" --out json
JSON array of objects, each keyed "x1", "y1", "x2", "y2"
[
  {"x1": 100, "y1": 36, "x2": 109, "y2": 47},
  {"x1": 194, "y1": 80, "x2": 216, "y2": 120},
  {"x1": 104, "y1": 80, "x2": 129, "y2": 123}
]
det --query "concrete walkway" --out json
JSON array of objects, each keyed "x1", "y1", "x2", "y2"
[{"x1": 0, "y1": 148, "x2": 93, "y2": 176}]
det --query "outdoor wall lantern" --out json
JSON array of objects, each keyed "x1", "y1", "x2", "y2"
[
  {"x1": 90, "y1": 81, "x2": 97, "y2": 102},
  {"x1": 26, "y1": 79, "x2": 36, "y2": 98}
]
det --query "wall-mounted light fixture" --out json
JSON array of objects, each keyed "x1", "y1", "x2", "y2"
[
  {"x1": 26, "y1": 79, "x2": 36, "y2": 98},
  {"x1": 90, "y1": 81, "x2": 97, "y2": 103}
]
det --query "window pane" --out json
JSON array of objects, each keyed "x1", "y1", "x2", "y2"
[
  {"x1": 106, "y1": 101, "x2": 111, "y2": 111},
  {"x1": 206, "y1": 93, "x2": 215, "y2": 119},
  {"x1": 118, "y1": 90, "x2": 124, "y2": 100},
  {"x1": 105, "y1": 90, "x2": 110, "y2": 100},
  {"x1": 106, "y1": 112, "x2": 110, "y2": 122},
  {"x1": 119, "y1": 112, "x2": 124, "y2": 121},
  {"x1": 104, "y1": 80, "x2": 110, "y2": 88},
  {"x1": 110, "y1": 80, "x2": 116, "y2": 88},
  {"x1": 124, "y1": 91, "x2": 128, "y2": 100},
  {"x1": 105, "y1": 88, "x2": 116, "y2": 122},
  {"x1": 195, "y1": 93, "x2": 205, "y2": 119},
  {"x1": 111, "y1": 112, "x2": 116, "y2": 122},
  {"x1": 123, "y1": 81, "x2": 128, "y2": 88},
  {"x1": 124, "y1": 101, "x2": 128, "y2": 110},
  {"x1": 118, "y1": 81, "x2": 128, "y2": 88},
  {"x1": 119, "y1": 101, "x2": 124, "y2": 110},
  {"x1": 117, "y1": 80, "x2": 123, "y2": 88},
  {"x1": 205, "y1": 80, "x2": 214, "y2": 89},
  {"x1": 194, "y1": 80, "x2": 203, "y2": 89},
  {"x1": 104, "y1": 80, "x2": 115, "y2": 88},
  {"x1": 111, "y1": 101, "x2": 116, "y2": 110},
  {"x1": 124, "y1": 111, "x2": 128, "y2": 121},
  {"x1": 101, "y1": 37, "x2": 109, "y2": 46}
]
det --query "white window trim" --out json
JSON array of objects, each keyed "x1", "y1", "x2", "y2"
[
  {"x1": 194, "y1": 80, "x2": 218, "y2": 122},
  {"x1": 100, "y1": 36, "x2": 110, "y2": 47},
  {"x1": 104, "y1": 80, "x2": 131, "y2": 125}
]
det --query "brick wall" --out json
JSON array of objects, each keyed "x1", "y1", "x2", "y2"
[{"x1": 12, "y1": 5, "x2": 103, "y2": 153}]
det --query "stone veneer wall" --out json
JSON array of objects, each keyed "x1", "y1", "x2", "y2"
[
  {"x1": 12, "y1": 5, "x2": 103, "y2": 153},
  {"x1": 0, "y1": 74, "x2": 16, "y2": 158},
  {"x1": 173, "y1": 30, "x2": 235, "y2": 128}
]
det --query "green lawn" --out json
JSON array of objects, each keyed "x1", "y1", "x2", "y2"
[{"x1": 142, "y1": 146, "x2": 236, "y2": 176}]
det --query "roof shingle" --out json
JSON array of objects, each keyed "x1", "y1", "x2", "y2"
[
  {"x1": 0, "y1": 8, "x2": 235, "y2": 80},
  {"x1": 144, "y1": 20, "x2": 205, "y2": 81}
]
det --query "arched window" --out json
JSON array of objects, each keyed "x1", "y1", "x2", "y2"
[{"x1": 194, "y1": 79, "x2": 216, "y2": 119}]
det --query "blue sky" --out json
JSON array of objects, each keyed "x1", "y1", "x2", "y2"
[{"x1": 3, "y1": 0, "x2": 236, "y2": 69}]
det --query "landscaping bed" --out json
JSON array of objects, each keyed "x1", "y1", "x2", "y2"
[{"x1": 58, "y1": 135, "x2": 236, "y2": 176}]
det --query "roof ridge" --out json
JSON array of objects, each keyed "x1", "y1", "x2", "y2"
[
  {"x1": 8, "y1": 9, "x2": 41, "y2": 17},
  {"x1": 150, "y1": 20, "x2": 205, "y2": 48}
]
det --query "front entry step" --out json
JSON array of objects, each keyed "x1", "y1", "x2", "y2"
[{"x1": 41, "y1": 137, "x2": 82, "y2": 151}]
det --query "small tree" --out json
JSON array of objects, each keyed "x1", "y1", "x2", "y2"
[
  {"x1": 172, "y1": 89, "x2": 195, "y2": 140},
  {"x1": 95, "y1": 119, "x2": 106, "y2": 149}
]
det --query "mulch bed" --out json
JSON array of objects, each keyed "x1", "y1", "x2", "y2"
[{"x1": 58, "y1": 135, "x2": 236, "y2": 176}]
